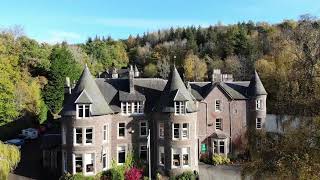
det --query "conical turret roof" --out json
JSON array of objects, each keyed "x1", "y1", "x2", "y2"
[
  {"x1": 247, "y1": 70, "x2": 267, "y2": 97},
  {"x1": 62, "y1": 65, "x2": 113, "y2": 116},
  {"x1": 155, "y1": 65, "x2": 197, "y2": 113}
]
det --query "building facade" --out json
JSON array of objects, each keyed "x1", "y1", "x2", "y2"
[{"x1": 60, "y1": 65, "x2": 267, "y2": 176}]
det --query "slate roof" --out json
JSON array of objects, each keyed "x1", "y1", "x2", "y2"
[
  {"x1": 155, "y1": 66, "x2": 197, "y2": 113},
  {"x1": 61, "y1": 65, "x2": 113, "y2": 116},
  {"x1": 62, "y1": 66, "x2": 265, "y2": 116},
  {"x1": 247, "y1": 70, "x2": 267, "y2": 96},
  {"x1": 189, "y1": 81, "x2": 250, "y2": 100}
]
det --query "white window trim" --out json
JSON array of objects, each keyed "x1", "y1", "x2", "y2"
[
  {"x1": 84, "y1": 127, "x2": 94, "y2": 145},
  {"x1": 117, "y1": 145, "x2": 127, "y2": 165},
  {"x1": 159, "y1": 122, "x2": 164, "y2": 139},
  {"x1": 172, "y1": 123, "x2": 190, "y2": 140},
  {"x1": 256, "y1": 99, "x2": 263, "y2": 110},
  {"x1": 117, "y1": 122, "x2": 126, "y2": 139},
  {"x1": 182, "y1": 123, "x2": 189, "y2": 139},
  {"x1": 83, "y1": 153, "x2": 95, "y2": 175},
  {"x1": 73, "y1": 128, "x2": 82, "y2": 146},
  {"x1": 140, "y1": 121, "x2": 148, "y2": 137},
  {"x1": 215, "y1": 118, "x2": 222, "y2": 130},
  {"x1": 215, "y1": 100, "x2": 222, "y2": 112},
  {"x1": 159, "y1": 146, "x2": 165, "y2": 166},
  {"x1": 171, "y1": 147, "x2": 190, "y2": 168},
  {"x1": 103, "y1": 124, "x2": 108, "y2": 143},
  {"x1": 213, "y1": 139, "x2": 227, "y2": 155},
  {"x1": 121, "y1": 101, "x2": 145, "y2": 116},
  {"x1": 76, "y1": 104, "x2": 91, "y2": 119},
  {"x1": 174, "y1": 101, "x2": 187, "y2": 115},
  {"x1": 102, "y1": 149, "x2": 108, "y2": 170},
  {"x1": 73, "y1": 153, "x2": 83, "y2": 174},
  {"x1": 256, "y1": 118, "x2": 262, "y2": 129}
]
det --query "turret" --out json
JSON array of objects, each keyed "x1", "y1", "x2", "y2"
[
  {"x1": 154, "y1": 65, "x2": 198, "y2": 177},
  {"x1": 247, "y1": 70, "x2": 267, "y2": 130}
]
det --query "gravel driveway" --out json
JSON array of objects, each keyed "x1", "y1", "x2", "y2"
[{"x1": 199, "y1": 162, "x2": 242, "y2": 180}]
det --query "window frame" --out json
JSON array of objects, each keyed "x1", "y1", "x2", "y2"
[
  {"x1": 256, "y1": 118, "x2": 262, "y2": 129},
  {"x1": 103, "y1": 124, "x2": 108, "y2": 142},
  {"x1": 174, "y1": 101, "x2": 186, "y2": 115},
  {"x1": 62, "y1": 151, "x2": 67, "y2": 172},
  {"x1": 121, "y1": 101, "x2": 144, "y2": 115},
  {"x1": 73, "y1": 154, "x2": 83, "y2": 174},
  {"x1": 159, "y1": 146, "x2": 165, "y2": 166},
  {"x1": 102, "y1": 149, "x2": 107, "y2": 170},
  {"x1": 171, "y1": 147, "x2": 190, "y2": 168},
  {"x1": 215, "y1": 118, "x2": 223, "y2": 130},
  {"x1": 84, "y1": 153, "x2": 95, "y2": 174},
  {"x1": 213, "y1": 139, "x2": 227, "y2": 155},
  {"x1": 182, "y1": 123, "x2": 189, "y2": 139},
  {"x1": 140, "y1": 121, "x2": 148, "y2": 137},
  {"x1": 215, "y1": 100, "x2": 222, "y2": 112},
  {"x1": 76, "y1": 104, "x2": 91, "y2": 119},
  {"x1": 173, "y1": 123, "x2": 180, "y2": 140},
  {"x1": 172, "y1": 123, "x2": 190, "y2": 140},
  {"x1": 118, "y1": 123, "x2": 126, "y2": 139},
  {"x1": 74, "y1": 128, "x2": 83, "y2": 145},
  {"x1": 159, "y1": 122, "x2": 164, "y2": 139},
  {"x1": 84, "y1": 127, "x2": 93, "y2": 145},
  {"x1": 117, "y1": 145, "x2": 126, "y2": 165},
  {"x1": 139, "y1": 144, "x2": 148, "y2": 161},
  {"x1": 256, "y1": 99, "x2": 263, "y2": 110}
]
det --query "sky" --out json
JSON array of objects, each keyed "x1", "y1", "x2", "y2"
[{"x1": 0, "y1": 0, "x2": 319, "y2": 44}]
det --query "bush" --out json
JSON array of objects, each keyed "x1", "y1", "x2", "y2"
[
  {"x1": 171, "y1": 171, "x2": 197, "y2": 180},
  {"x1": 199, "y1": 154, "x2": 211, "y2": 164},
  {"x1": 125, "y1": 167, "x2": 143, "y2": 180},
  {"x1": 212, "y1": 154, "x2": 230, "y2": 165},
  {"x1": 59, "y1": 173, "x2": 96, "y2": 180}
]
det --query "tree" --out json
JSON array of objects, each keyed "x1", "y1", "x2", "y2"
[
  {"x1": 143, "y1": 63, "x2": 157, "y2": 77},
  {"x1": 183, "y1": 52, "x2": 207, "y2": 81},
  {"x1": 44, "y1": 45, "x2": 81, "y2": 114},
  {"x1": 0, "y1": 141, "x2": 20, "y2": 180}
]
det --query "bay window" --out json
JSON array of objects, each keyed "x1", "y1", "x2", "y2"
[{"x1": 213, "y1": 139, "x2": 227, "y2": 155}]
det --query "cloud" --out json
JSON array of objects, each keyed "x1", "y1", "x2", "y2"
[
  {"x1": 74, "y1": 17, "x2": 211, "y2": 29},
  {"x1": 44, "y1": 31, "x2": 82, "y2": 44}
]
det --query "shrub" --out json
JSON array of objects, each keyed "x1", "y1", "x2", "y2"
[
  {"x1": 59, "y1": 173, "x2": 96, "y2": 180},
  {"x1": 199, "y1": 153, "x2": 211, "y2": 164},
  {"x1": 171, "y1": 171, "x2": 196, "y2": 180},
  {"x1": 125, "y1": 167, "x2": 143, "y2": 180},
  {"x1": 212, "y1": 154, "x2": 230, "y2": 165}
]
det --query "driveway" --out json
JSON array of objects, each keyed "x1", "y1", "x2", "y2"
[{"x1": 199, "y1": 162, "x2": 242, "y2": 180}]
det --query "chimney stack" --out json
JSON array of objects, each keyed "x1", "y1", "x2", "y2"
[
  {"x1": 64, "y1": 77, "x2": 71, "y2": 94},
  {"x1": 129, "y1": 65, "x2": 135, "y2": 93},
  {"x1": 212, "y1": 69, "x2": 222, "y2": 82}
]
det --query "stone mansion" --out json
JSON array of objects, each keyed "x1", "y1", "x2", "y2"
[{"x1": 60, "y1": 64, "x2": 267, "y2": 177}]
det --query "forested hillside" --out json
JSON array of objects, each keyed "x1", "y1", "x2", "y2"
[{"x1": 0, "y1": 15, "x2": 320, "y2": 126}]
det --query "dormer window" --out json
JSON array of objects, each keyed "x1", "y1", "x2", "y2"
[
  {"x1": 77, "y1": 104, "x2": 90, "y2": 119},
  {"x1": 121, "y1": 101, "x2": 144, "y2": 115},
  {"x1": 174, "y1": 101, "x2": 186, "y2": 115}
]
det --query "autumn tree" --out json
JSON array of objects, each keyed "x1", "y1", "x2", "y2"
[
  {"x1": 183, "y1": 52, "x2": 207, "y2": 81},
  {"x1": 0, "y1": 141, "x2": 20, "y2": 180}
]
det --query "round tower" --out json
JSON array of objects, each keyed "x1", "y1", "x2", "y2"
[
  {"x1": 61, "y1": 65, "x2": 113, "y2": 175},
  {"x1": 154, "y1": 66, "x2": 198, "y2": 177},
  {"x1": 247, "y1": 70, "x2": 267, "y2": 130}
]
